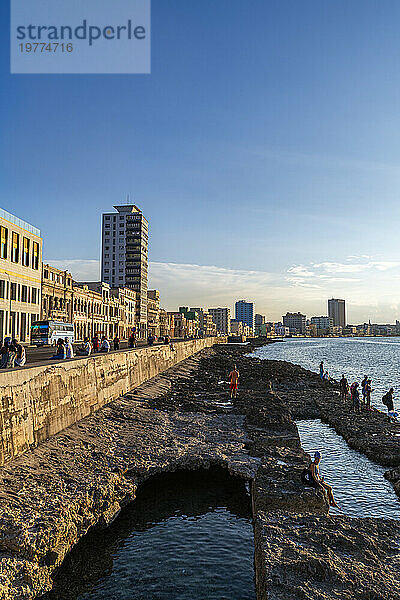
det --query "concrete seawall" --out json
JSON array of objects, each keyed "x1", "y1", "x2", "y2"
[{"x1": 0, "y1": 337, "x2": 225, "y2": 466}]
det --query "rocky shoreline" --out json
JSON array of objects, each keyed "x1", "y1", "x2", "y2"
[{"x1": 0, "y1": 342, "x2": 399, "y2": 599}]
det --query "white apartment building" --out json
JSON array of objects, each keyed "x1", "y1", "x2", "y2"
[
  {"x1": 0, "y1": 208, "x2": 42, "y2": 342},
  {"x1": 282, "y1": 312, "x2": 306, "y2": 334},
  {"x1": 274, "y1": 324, "x2": 290, "y2": 337},
  {"x1": 101, "y1": 205, "x2": 148, "y2": 338},
  {"x1": 209, "y1": 307, "x2": 231, "y2": 335}
]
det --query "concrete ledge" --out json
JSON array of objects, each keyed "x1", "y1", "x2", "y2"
[{"x1": 0, "y1": 337, "x2": 226, "y2": 465}]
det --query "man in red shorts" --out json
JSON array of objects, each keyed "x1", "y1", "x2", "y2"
[{"x1": 229, "y1": 365, "x2": 239, "y2": 398}]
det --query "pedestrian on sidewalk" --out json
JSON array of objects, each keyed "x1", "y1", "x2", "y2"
[
  {"x1": 128, "y1": 332, "x2": 136, "y2": 348},
  {"x1": 14, "y1": 339, "x2": 26, "y2": 367},
  {"x1": 76, "y1": 337, "x2": 92, "y2": 356},
  {"x1": 65, "y1": 337, "x2": 74, "y2": 359},
  {"x1": 53, "y1": 339, "x2": 66, "y2": 360},
  {"x1": 100, "y1": 336, "x2": 110, "y2": 352},
  {"x1": 92, "y1": 334, "x2": 100, "y2": 352},
  {"x1": 113, "y1": 335, "x2": 120, "y2": 351}
]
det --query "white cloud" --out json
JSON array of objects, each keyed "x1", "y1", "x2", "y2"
[{"x1": 46, "y1": 259, "x2": 100, "y2": 281}]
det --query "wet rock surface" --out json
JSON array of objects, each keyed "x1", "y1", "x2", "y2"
[
  {"x1": 255, "y1": 511, "x2": 400, "y2": 600},
  {"x1": 0, "y1": 341, "x2": 399, "y2": 599}
]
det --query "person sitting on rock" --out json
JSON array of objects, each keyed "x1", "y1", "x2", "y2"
[
  {"x1": 309, "y1": 451, "x2": 340, "y2": 509},
  {"x1": 229, "y1": 365, "x2": 239, "y2": 398}
]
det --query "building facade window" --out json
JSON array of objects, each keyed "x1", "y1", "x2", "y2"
[
  {"x1": 32, "y1": 242, "x2": 39, "y2": 269},
  {"x1": 12, "y1": 232, "x2": 19, "y2": 263},
  {"x1": 23, "y1": 237, "x2": 30, "y2": 266},
  {"x1": 0, "y1": 227, "x2": 8, "y2": 259}
]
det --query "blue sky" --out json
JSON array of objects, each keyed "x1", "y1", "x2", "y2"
[{"x1": 2, "y1": 0, "x2": 400, "y2": 322}]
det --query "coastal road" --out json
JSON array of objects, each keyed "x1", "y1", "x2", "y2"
[{"x1": 17, "y1": 338, "x2": 187, "y2": 369}]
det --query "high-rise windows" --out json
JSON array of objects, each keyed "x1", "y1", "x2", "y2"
[
  {"x1": 23, "y1": 237, "x2": 30, "y2": 266},
  {"x1": 32, "y1": 242, "x2": 39, "y2": 269},
  {"x1": 11, "y1": 232, "x2": 19, "y2": 263},
  {"x1": 0, "y1": 227, "x2": 7, "y2": 259}
]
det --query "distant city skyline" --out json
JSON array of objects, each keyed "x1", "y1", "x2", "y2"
[{"x1": 3, "y1": 1, "x2": 400, "y2": 323}]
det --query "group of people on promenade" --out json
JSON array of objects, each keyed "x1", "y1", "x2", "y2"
[
  {"x1": 0, "y1": 331, "x2": 175, "y2": 368},
  {"x1": 0, "y1": 337, "x2": 26, "y2": 369}
]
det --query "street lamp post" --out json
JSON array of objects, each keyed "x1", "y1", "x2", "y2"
[{"x1": 4, "y1": 272, "x2": 12, "y2": 338}]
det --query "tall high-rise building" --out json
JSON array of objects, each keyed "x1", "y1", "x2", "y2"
[
  {"x1": 328, "y1": 298, "x2": 346, "y2": 329},
  {"x1": 235, "y1": 300, "x2": 254, "y2": 330},
  {"x1": 209, "y1": 307, "x2": 231, "y2": 335},
  {"x1": 101, "y1": 205, "x2": 148, "y2": 337}
]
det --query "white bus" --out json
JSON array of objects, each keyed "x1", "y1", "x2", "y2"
[{"x1": 31, "y1": 320, "x2": 75, "y2": 346}]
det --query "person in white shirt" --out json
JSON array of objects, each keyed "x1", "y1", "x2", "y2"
[
  {"x1": 100, "y1": 336, "x2": 110, "y2": 352},
  {"x1": 65, "y1": 337, "x2": 74, "y2": 359}
]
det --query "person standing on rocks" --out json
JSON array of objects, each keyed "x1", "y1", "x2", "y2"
[
  {"x1": 319, "y1": 361, "x2": 324, "y2": 379},
  {"x1": 310, "y1": 451, "x2": 340, "y2": 509},
  {"x1": 365, "y1": 379, "x2": 373, "y2": 410},
  {"x1": 351, "y1": 382, "x2": 361, "y2": 413},
  {"x1": 229, "y1": 365, "x2": 239, "y2": 399},
  {"x1": 382, "y1": 388, "x2": 397, "y2": 420},
  {"x1": 339, "y1": 375, "x2": 348, "y2": 401},
  {"x1": 361, "y1": 375, "x2": 368, "y2": 406}
]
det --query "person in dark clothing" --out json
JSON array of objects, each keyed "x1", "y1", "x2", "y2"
[
  {"x1": 351, "y1": 382, "x2": 361, "y2": 413},
  {"x1": 365, "y1": 379, "x2": 373, "y2": 410},
  {"x1": 382, "y1": 388, "x2": 394, "y2": 412},
  {"x1": 0, "y1": 340, "x2": 10, "y2": 368},
  {"x1": 319, "y1": 361, "x2": 324, "y2": 379},
  {"x1": 301, "y1": 451, "x2": 339, "y2": 509},
  {"x1": 339, "y1": 375, "x2": 348, "y2": 401},
  {"x1": 92, "y1": 335, "x2": 100, "y2": 352},
  {"x1": 128, "y1": 333, "x2": 136, "y2": 348},
  {"x1": 113, "y1": 336, "x2": 120, "y2": 351},
  {"x1": 361, "y1": 375, "x2": 368, "y2": 406}
]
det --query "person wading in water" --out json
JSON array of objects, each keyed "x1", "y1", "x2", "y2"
[
  {"x1": 229, "y1": 365, "x2": 239, "y2": 399},
  {"x1": 310, "y1": 451, "x2": 340, "y2": 509}
]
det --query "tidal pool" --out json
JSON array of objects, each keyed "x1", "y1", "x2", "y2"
[{"x1": 43, "y1": 467, "x2": 255, "y2": 600}]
